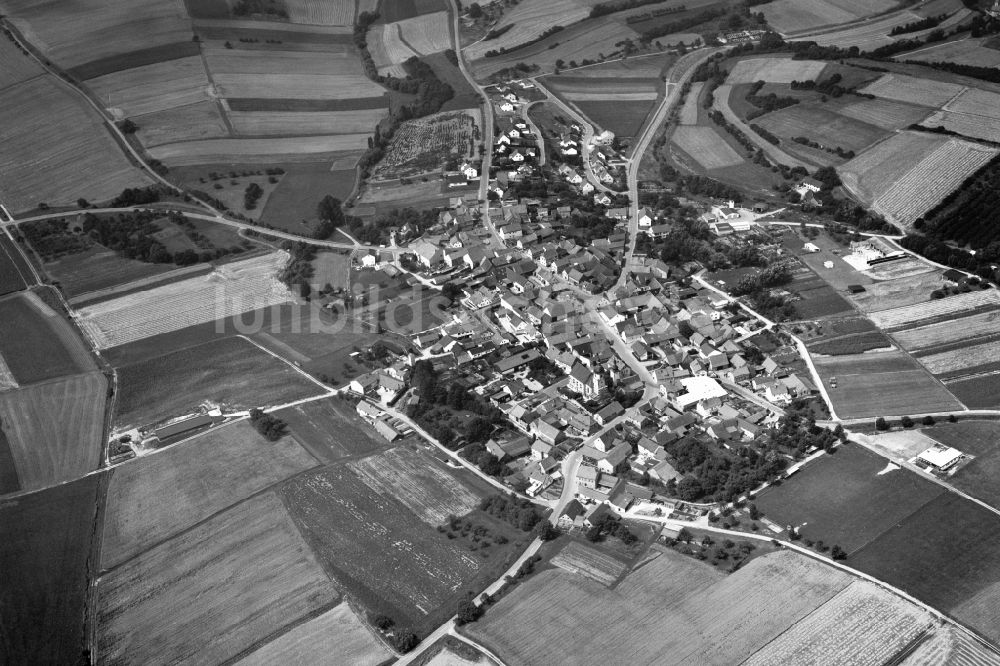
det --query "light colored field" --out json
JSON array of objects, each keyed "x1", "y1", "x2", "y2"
[
  {"x1": 862, "y1": 430, "x2": 941, "y2": 461},
  {"x1": 205, "y1": 48, "x2": 384, "y2": 99},
  {"x1": 744, "y1": 580, "x2": 931, "y2": 666},
  {"x1": 2, "y1": 0, "x2": 191, "y2": 69},
  {"x1": 97, "y1": 491, "x2": 338, "y2": 665},
  {"x1": 348, "y1": 447, "x2": 480, "y2": 526},
  {"x1": 0, "y1": 372, "x2": 105, "y2": 492},
  {"x1": 762, "y1": 0, "x2": 897, "y2": 34},
  {"x1": 467, "y1": 548, "x2": 851, "y2": 665},
  {"x1": 860, "y1": 74, "x2": 965, "y2": 108},
  {"x1": 923, "y1": 108, "x2": 1000, "y2": 143},
  {"x1": 868, "y1": 289, "x2": 1000, "y2": 330},
  {"x1": 569, "y1": 53, "x2": 676, "y2": 78},
  {"x1": 101, "y1": 419, "x2": 318, "y2": 568},
  {"x1": 466, "y1": 0, "x2": 591, "y2": 60},
  {"x1": 285, "y1": 0, "x2": 355, "y2": 25},
  {"x1": 551, "y1": 541, "x2": 627, "y2": 586},
  {"x1": 849, "y1": 271, "x2": 946, "y2": 313},
  {"x1": 150, "y1": 135, "x2": 370, "y2": 165},
  {"x1": 678, "y1": 81, "x2": 702, "y2": 125},
  {"x1": 76, "y1": 251, "x2": 293, "y2": 349},
  {"x1": 0, "y1": 76, "x2": 152, "y2": 212},
  {"x1": 369, "y1": 22, "x2": 418, "y2": 74},
  {"x1": 839, "y1": 131, "x2": 947, "y2": 204},
  {"x1": 920, "y1": 342, "x2": 1000, "y2": 376},
  {"x1": 727, "y1": 57, "x2": 827, "y2": 84},
  {"x1": 397, "y1": 11, "x2": 452, "y2": 55},
  {"x1": 672, "y1": 126, "x2": 744, "y2": 169},
  {"x1": 872, "y1": 138, "x2": 998, "y2": 228},
  {"x1": 800, "y1": 11, "x2": 924, "y2": 50},
  {"x1": 837, "y1": 98, "x2": 933, "y2": 131},
  {"x1": 86, "y1": 56, "x2": 211, "y2": 117},
  {"x1": 902, "y1": 37, "x2": 1000, "y2": 68},
  {"x1": 0, "y1": 32, "x2": 43, "y2": 91},
  {"x1": 901, "y1": 625, "x2": 1000, "y2": 666},
  {"x1": 230, "y1": 109, "x2": 387, "y2": 136},
  {"x1": 134, "y1": 100, "x2": 229, "y2": 147},
  {"x1": 566, "y1": 90, "x2": 658, "y2": 101},
  {"x1": 237, "y1": 603, "x2": 390, "y2": 666},
  {"x1": 757, "y1": 105, "x2": 885, "y2": 153},
  {"x1": 894, "y1": 310, "x2": 1000, "y2": 351}
]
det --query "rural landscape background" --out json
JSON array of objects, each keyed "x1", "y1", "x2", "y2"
[{"x1": 3, "y1": 0, "x2": 1000, "y2": 664}]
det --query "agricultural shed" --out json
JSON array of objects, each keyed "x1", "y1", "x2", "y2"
[
  {"x1": 153, "y1": 414, "x2": 213, "y2": 439},
  {"x1": 917, "y1": 444, "x2": 963, "y2": 471}
]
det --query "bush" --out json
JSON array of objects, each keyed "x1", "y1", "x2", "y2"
[
  {"x1": 875, "y1": 417, "x2": 889, "y2": 431},
  {"x1": 900, "y1": 415, "x2": 914, "y2": 428},
  {"x1": 921, "y1": 415, "x2": 935, "y2": 426}
]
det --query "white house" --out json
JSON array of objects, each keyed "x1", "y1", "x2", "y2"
[{"x1": 638, "y1": 207, "x2": 653, "y2": 228}]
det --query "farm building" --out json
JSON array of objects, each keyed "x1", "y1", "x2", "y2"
[
  {"x1": 916, "y1": 444, "x2": 964, "y2": 472},
  {"x1": 152, "y1": 414, "x2": 214, "y2": 440}
]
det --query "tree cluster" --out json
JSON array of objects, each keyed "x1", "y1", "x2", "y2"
[
  {"x1": 663, "y1": 437, "x2": 787, "y2": 502},
  {"x1": 584, "y1": 512, "x2": 637, "y2": 544},
  {"x1": 248, "y1": 408, "x2": 287, "y2": 441},
  {"x1": 277, "y1": 242, "x2": 317, "y2": 299},
  {"x1": 232, "y1": 0, "x2": 288, "y2": 18},
  {"x1": 479, "y1": 494, "x2": 545, "y2": 532}
]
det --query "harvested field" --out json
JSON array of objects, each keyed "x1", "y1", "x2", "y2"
[
  {"x1": 851, "y1": 493, "x2": 1000, "y2": 644},
  {"x1": 569, "y1": 53, "x2": 676, "y2": 78},
  {"x1": 848, "y1": 271, "x2": 946, "y2": 313},
  {"x1": 0, "y1": 475, "x2": 101, "y2": 665},
  {"x1": 902, "y1": 37, "x2": 1000, "y2": 68},
  {"x1": 0, "y1": 33, "x2": 43, "y2": 91},
  {"x1": 0, "y1": 76, "x2": 152, "y2": 212},
  {"x1": 837, "y1": 98, "x2": 933, "y2": 131},
  {"x1": 756, "y1": 104, "x2": 885, "y2": 153},
  {"x1": 813, "y1": 351, "x2": 963, "y2": 418},
  {"x1": 867, "y1": 289, "x2": 1000, "y2": 330},
  {"x1": 0, "y1": 291, "x2": 95, "y2": 384},
  {"x1": 397, "y1": 11, "x2": 452, "y2": 55},
  {"x1": 743, "y1": 580, "x2": 931, "y2": 666},
  {"x1": 68, "y1": 41, "x2": 202, "y2": 81},
  {"x1": 902, "y1": 625, "x2": 1000, "y2": 666},
  {"x1": 808, "y1": 331, "x2": 892, "y2": 355},
  {"x1": 800, "y1": 11, "x2": 924, "y2": 50},
  {"x1": 348, "y1": 447, "x2": 480, "y2": 526},
  {"x1": 230, "y1": 108, "x2": 387, "y2": 135},
  {"x1": 278, "y1": 463, "x2": 506, "y2": 633},
  {"x1": 672, "y1": 126, "x2": 743, "y2": 169},
  {"x1": 2, "y1": 0, "x2": 191, "y2": 69},
  {"x1": 573, "y1": 100, "x2": 653, "y2": 138},
  {"x1": 101, "y1": 419, "x2": 318, "y2": 568},
  {"x1": 369, "y1": 22, "x2": 418, "y2": 76},
  {"x1": 919, "y1": 341, "x2": 1000, "y2": 376},
  {"x1": 566, "y1": 91, "x2": 658, "y2": 102},
  {"x1": 274, "y1": 397, "x2": 387, "y2": 464},
  {"x1": 726, "y1": 57, "x2": 827, "y2": 84},
  {"x1": 947, "y1": 373, "x2": 1000, "y2": 410},
  {"x1": 227, "y1": 97, "x2": 389, "y2": 111},
  {"x1": 551, "y1": 541, "x2": 628, "y2": 586},
  {"x1": 113, "y1": 336, "x2": 322, "y2": 429},
  {"x1": 0, "y1": 372, "x2": 106, "y2": 492},
  {"x1": 871, "y1": 138, "x2": 998, "y2": 228},
  {"x1": 859, "y1": 73, "x2": 965, "y2": 108},
  {"x1": 465, "y1": 0, "x2": 591, "y2": 61},
  {"x1": 865, "y1": 256, "x2": 938, "y2": 282},
  {"x1": 236, "y1": 603, "x2": 391, "y2": 666},
  {"x1": 761, "y1": 0, "x2": 897, "y2": 34},
  {"x1": 838, "y1": 131, "x2": 946, "y2": 204},
  {"x1": 77, "y1": 251, "x2": 292, "y2": 348},
  {"x1": 756, "y1": 443, "x2": 943, "y2": 553},
  {"x1": 85, "y1": 56, "x2": 211, "y2": 117},
  {"x1": 150, "y1": 135, "x2": 370, "y2": 165},
  {"x1": 42, "y1": 246, "x2": 183, "y2": 298},
  {"x1": 285, "y1": 0, "x2": 355, "y2": 25},
  {"x1": 98, "y1": 491, "x2": 339, "y2": 665},
  {"x1": 678, "y1": 81, "x2": 703, "y2": 125},
  {"x1": 373, "y1": 110, "x2": 477, "y2": 178},
  {"x1": 134, "y1": 101, "x2": 229, "y2": 147},
  {"x1": 893, "y1": 309, "x2": 1000, "y2": 351},
  {"x1": 922, "y1": 108, "x2": 1000, "y2": 143},
  {"x1": 862, "y1": 429, "x2": 941, "y2": 462},
  {"x1": 466, "y1": 548, "x2": 851, "y2": 666},
  {"x1": 205, "y1": 48, "x2": 384, "y2": 99}
]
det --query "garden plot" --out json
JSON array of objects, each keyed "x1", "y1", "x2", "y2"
[
  {"x1": 134, "y1": 101, "x2": 229, "y2": 147},
  {"x1": 348, "y1": 446, "x2": 480, "y2": 526},
  {"x1": 743, "y1": 580, "x2": 932, "y2": 666},
  {"x1": 236, "y1": 603, "x2": 391, "y2": 666},
  {"x1": 396, "y1": 11, "x2": 452, "y2": 55},
  {"x1": 102, "y1": 419, "x2": 318, "y2": 568},
  {"x1": 761, "y1": 0, "x2": 897, "y2": 34},
  {"x1": 150, "y1": 136, "x2": 369, "y2": 165},
  {"x1": 284, "y1": 0, "x2": 355, "y2": 25},
  {"x1": 86, "y1": 56, "x2": 211, "y2": 117},
  {"x1": 837, "y1": 98, "x2": 933, "y2": 131},
  {"x1": 872, "y1": 138, "x2": 998, "y2": 228},
  {"x1": 230, "y1": 109, "x2": 387, "y2": 135},
  {"x1": 867, "y1": 289, "x2": 1000, "y2": 330},
  {"x1": 859, "y1": 74, "x2": 965, "y2": 108},
  {"x1": 372, "y1": 110, "x2": 477, "y2": 179},
  {"x1": 1, "y1": 0, "x2": 191, "y2": 69},
  {"x1": 76, "y1": 251, "x2": 293, "y2": 349},
  {"x1": 0, "y1": 76, "x2": 152, "y2": 212},
  {"x1": 672, "y1": 126, "x2": 744, "y2": 169},
  {"x1": 551, "y1": 541, "x2": 628, "y2": 586},
  {"x1": 465, "y1": 0, "x2": 592, "y2": 61},
  {"x1": 0, "y1": 32, "x2": 43, "y2": 90},
  {"x1": 368, "y1": 23, "x2": 418, "y2": 77},
  {"x1": 726, "y1": 58, "x2": 827, "y2": 85},
  {"x1": 893, "y1": 309, "x2": 1000, "y2": 351},
  {"x1": 97, "y1": 492, "x2": 339, "y2": 666}
]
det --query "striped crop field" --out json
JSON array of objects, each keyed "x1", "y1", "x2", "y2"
[
  {"x1": 86, "y1": 56, "x2": 212, "y2": 117},
  {"x1": 551, "y1": 542, "x2": 627, "y2": 586},
  {"x1": 149, "y1": 135, "x2": 370, "y2": 165},
  {"x1": 284, "y1": 0, "x2": 355, "y2": 25},
  {"x1": 918, "y1": 341, "x2": 1000, "y2": 376},
  {"x1": 396, "y1": 11, "x2": 452, "y2": 55},
  {"x1": 0, "y1": 32, "x2": 43, "y2": 91},
  {"x1": 859, "y1": 74, "x2": 965, "y2": 108},
  {"x1": 901, "y1": 37, "x2": 1000, "y2": 68},
  {"x1": 893, "y1": 310, "x2": 1000, "y2": 351},
  {"x1": 368, "y1": 23, "x2": 418, "y2": 77},
  {"x1": 796, "y1": 11, "x2": 924, "y2": 51},
  {"x1": 762, "y1": 0, "x2": 898, "y2": 34},
  {"x1": 672, "y1": 126, "x2": 744, "y2": 170},
  {"x1": 836, "y1": 98, "x2": 933, "y2": 131},
  {"x1": 867, "y1": 289, "x2": 1000, "y2": 330},
  {"x1": 133, "y1": 101, "x2": 229, "y2": 147},
  {"x1": 839, "y1": 131, "x2": 947, "y2": 205},
  {"x1": 465, "y1": 0, "x2": 591, "y2": 60},
  {"x1": 230, "y1": 109, "x2": 387, "y2": 136},
  {"x1": 726, "y1": 57, "x2": 827, "y2": 84}
]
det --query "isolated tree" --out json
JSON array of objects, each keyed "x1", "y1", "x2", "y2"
[
  {"x1": 677, "y1": 527, "x2": 693, "y2": 543},
  {"x1": 900, "y1": 415, "x2": 914, "y2": 428},
  {"x1": 948, "y1": 414, "x2": 958, "y2": 423},
  {"x1": 455, "y1": 598, "x2": 482, "y2": 625},
  {"x1": 922, "y1": 415, "x2": 936, "y2": 426},
  {"x1": 393, "y1": 630, "x2": 419, "y2": 653},
  {"x1": 467, "y1": 2, "x2": 483, "y2": 18},
  {"x1": 875, "y1": 417, "x2": 889, "y2": 431},
  {"x1": 830, "y1": 545, "x2": 847, "y2": 560}
]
